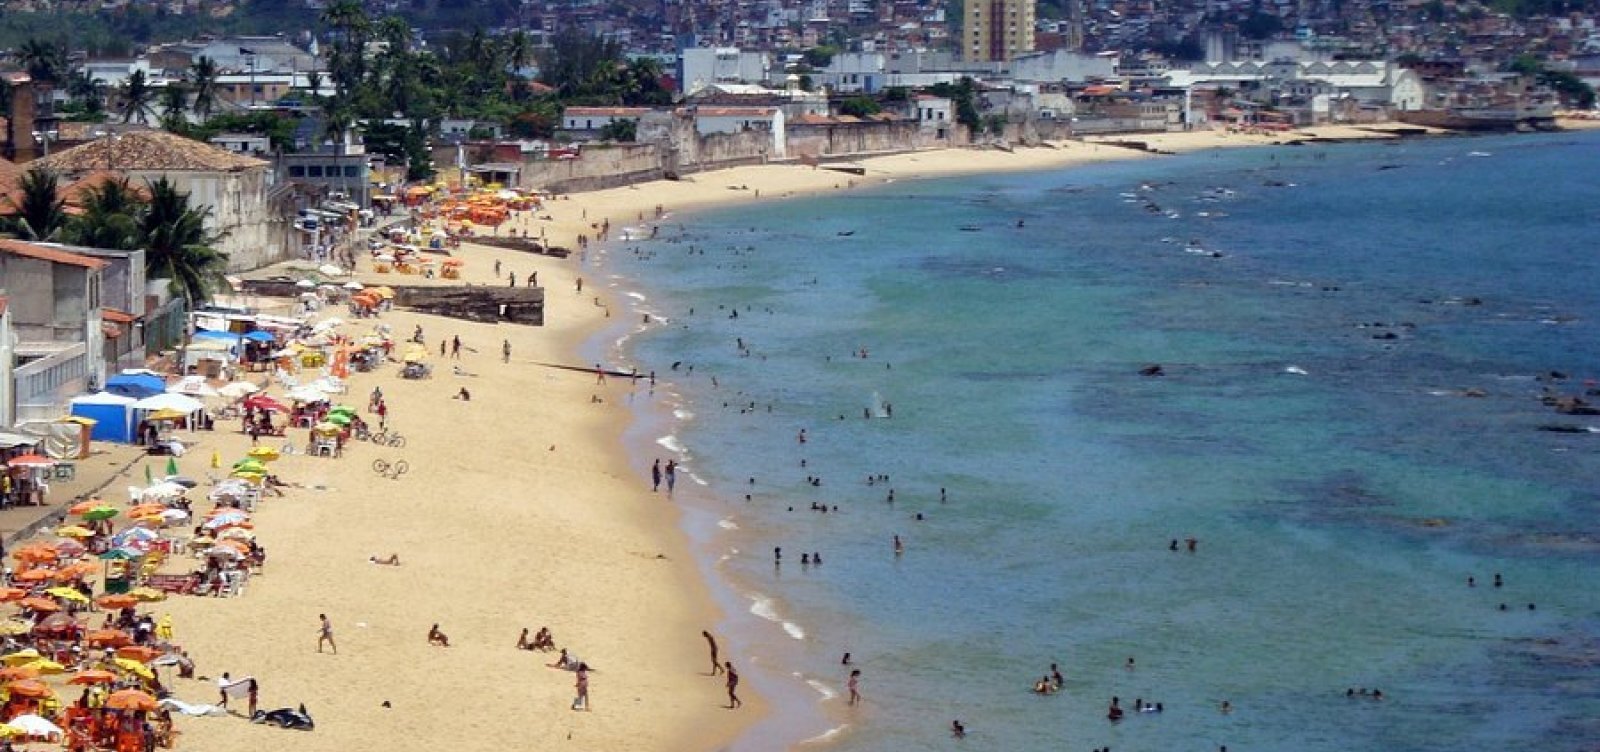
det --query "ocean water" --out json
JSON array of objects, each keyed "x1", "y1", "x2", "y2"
[{"x1": 598, "y1": 132, "x2": 1600, "y2": 751}]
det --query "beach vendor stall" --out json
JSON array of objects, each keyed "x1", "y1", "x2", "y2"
[{"x1": 3, "y1": 454, "x2": 56, "y2": 508}]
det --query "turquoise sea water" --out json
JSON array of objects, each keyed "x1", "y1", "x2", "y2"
[{"x1": 597, "y1": 132, "x2": 1600, "y2": 751}]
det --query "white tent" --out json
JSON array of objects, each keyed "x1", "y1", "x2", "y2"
[
  {"x1": 217, "y1": 382, "x2": 260, "y2": 400},
  {"x1": 133, "y1": 393, "x2": 206, "y2": 413},
  {"x1": 168, "y1": 376, "x2": 219, "y2": 398},
  {"x1": 7, "y1": 714, "x2": 63, "y2": 738}
]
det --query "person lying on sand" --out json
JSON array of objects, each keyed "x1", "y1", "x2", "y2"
[
  {"x1": 533, "y1": 627, "x2": 555, "y2": 651},
  {"x1": 427, "y1": 624, "x2": 450, "y2": 647},
  {"x1": 369, "y1": 554, "x2": 401, "y2": 566}
]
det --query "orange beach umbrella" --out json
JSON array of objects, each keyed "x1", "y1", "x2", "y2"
[{"x1": 105, "y1": 689, "x2": 160, "y2": 711}]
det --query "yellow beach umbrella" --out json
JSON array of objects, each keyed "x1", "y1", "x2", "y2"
[
  {"x1": 246, "y1": 446, "x2": 280, "y2": 461},
  {"x1": 20, "y1": 658, "x2": 66, "y2": 674},
  {"x1": 55, "y1": 526, "x2": 94, "y2": 539},
  {"x1": 0, "y1": 724, "x2": 24, "y2": 738},
  {"x1": 112, "y1": 658, "x2": 154, "y2": 680},
  {"x1": 44, "y1": 587, "x2": 88, "y2": 604},
  {"x1": 128, "y1": 587, "x2": 167, "y2": 602},
  {"x1": 0, "y1": 649, "x2": 40, "y2": 666}
]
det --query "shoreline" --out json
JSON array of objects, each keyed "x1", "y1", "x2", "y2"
[{"x1": 12, "y1": 123, "x2": 1577, "y2": 752}]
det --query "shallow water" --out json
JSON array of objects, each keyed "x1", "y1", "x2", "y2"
[{"x1": 603, "y1": 132, "x2": 1600, "y2": 751}]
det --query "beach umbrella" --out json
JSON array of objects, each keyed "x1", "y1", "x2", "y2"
[
  {"x1": 0, "y1": 621, "x2": 30, "y2": 637},
  {"x1": 243, "y1": 395, "x2": 289, "y2": 412},
  {"x1": 68, "y1": 669, "x2": 118, "y2": 685},
  {"x1": 159, "y1": 509, "x2": 190, "y2": 522},
  {"x1": 43, "y1": 588, "x2": 87, "y2": 604},
  {"x1": 0, "y1": 650, "x2": 39, "y2": 666},
  {"x1": 201, "y1": 546, "x2": 243, "y2": 561},
  {"x1": 325, "y1": 412, "x2": 352, "y2": 426},
  {"x1": 115, "y1": 646, "x2": 160, "y2": 663},
  {"x1": 106, "y1": 689, "x2": 160, "y2": 712},
  {"x1": 232, "y1": 459, "x2": 267, "y2": 474},
  {"x1": 12, "y1": 570, "x2": 54, "y2": 584},
  {"x1": 206, "y1": 509, "x2": 249, "y2": 525},
  {"x1": 84, "y1": 630, "x2": 132, "y2": 648},
  {"x1": 95, "y1": 594, "x2": 137, "y2": 610},
  {"x1": 53, "y1": 540, "x2": 87, "y2": 558},
  {"x1": 97, "y1": 549, "x2": 138, "y2": 562},
  {"x1": 55, "y1": 526, "x2": 93, "y2": 539},
  {"x1": 319, "y1": 263, "x2": 344, "y2": 276},
  {"x1": 2, "y1": 455, "x2": 53, "y2": 468},
  {"x1": 18, "y1": 659, "x2": 64, "y2": 675},
  {"x1": 165, "y1": 457, "x2": 179, "y2": 476},
  {"x1": 246, "y1": 446, "x2": 281, "y2": 461},
  {"x1": 229, "y1": 471, "x2": 265, "y2": 482},
  {"x1": 0, "y1": 590, "x2": 24, "y2": 604},
  {"x1": 5, "y1": 679, "x2": 51, "y2": 699},
  {"x1": 128, "y1": 587, "x2": 167, "y2": 603},
  {"x1": 54, "y1": 561, "x2": 96, "y2": 581},
  {"x1": 12, "y1": 545, "x2": 57, "y2": 564},
  {"x1": 128, "y1": 504, "x2": 167, "y2": 518},
  {"x1": 295, "y1": 279, "x2": 317, "y2": 289},
  {"x1": 16, "y1": 597, "x2": 58, "y2": 613},
  {"x1": 82, "y1": 506, "x2": 118, "y2": 522},
  {"x1": 217, "y1": 382, "x2": 259, "y2": 399},
  {"x1": 0, "y1": 724, "x2": 24, "y2": 738},
  {"x1": 343, "y1": 281, "x2": 365, "y2": 290},
  {"x1": 216, "y1": 528, "x2": 253, "y2": 542},
  {"x1": 65, "y1": 500, "x2": 99, "y2": 516},
  {"x1": 0, "y1": 667, "x2": 37, "y2": 682},
  {"x1": 6, "y1": 714, "x2": 62, "y2": 739}
]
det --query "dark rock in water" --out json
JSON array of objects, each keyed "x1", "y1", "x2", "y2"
[
  {"x1": 1460, "y1": 388, "x2": 1487, "y2": 398},
  {"x1": 1138, "y1": 364, "x2": 1165, "y2": 377},
  {"x1": 1372, "y1": 332, "x2": 1399, "y2": 340},
  {"x1": 1537, "y1": 425, "x2": 1596, "y2": 434}
]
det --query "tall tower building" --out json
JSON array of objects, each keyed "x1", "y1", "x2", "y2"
[{"x1": 963, "y1": 0, "x2": 1037, "y2": 62}]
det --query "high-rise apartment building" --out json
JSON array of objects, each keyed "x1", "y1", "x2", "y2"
[{"x1": 963, "y1": 0, "x2": 1036, "y2": 62}]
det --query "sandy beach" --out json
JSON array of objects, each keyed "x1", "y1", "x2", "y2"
[{"x1": 10, "y1": 122, "x2": 1486, "y2": 752}]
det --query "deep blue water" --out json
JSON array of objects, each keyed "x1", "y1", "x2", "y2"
[{"x1": 601, "y1": 132, "x2": 1600, "y2": 751}]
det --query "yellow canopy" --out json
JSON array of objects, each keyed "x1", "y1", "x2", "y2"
[{"x1": 112, "y1": 658, "x2": 153, "y2": 680}]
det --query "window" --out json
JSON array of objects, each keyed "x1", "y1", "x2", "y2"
[
  {"x1": 289, "y1": 165, "x2": 305, "y2": 177},
  {"x1": 343, "y1": 165, "x2": 360, "y2": 177},
  {"x1": 308, "y1": 165, "x2": 324, "y2": 177}
]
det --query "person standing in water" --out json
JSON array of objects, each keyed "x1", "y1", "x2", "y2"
[
  {"x1": 725, "y1": 662, "x2": 742, "y2": 708},
  {"x1": 848, "y1": 669, "x2": 862, "y2": 706}
]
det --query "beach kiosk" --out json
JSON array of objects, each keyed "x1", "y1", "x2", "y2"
[{"x1": 68, "y1": 392, "x2": 137, "y2": 443}]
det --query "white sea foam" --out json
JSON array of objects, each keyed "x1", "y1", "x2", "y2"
[
  {"x1": 673, "y1": 409, "x2": 695, "y2": 421},
  {"x1": 689, "y1": 471, "x2": 709, "y2": 486},
  {"x1": 656, "y1": 435, "x2": 685, "y2": 453},
  {"x1": 625, "y1": 291, "x2": 647, "y2": 301},
  {"x1": 718, "y1": 518, "x2": 739, "y2": 530},
  {"x1": 801, "y1": 725, "x2": 848, "y2": 745},
  {"x1": 805, "y1": 678, "x2": 837, "y2": 701},
  {"x1": 748, "y1": 594, "x2": 806, "y2": 640}
]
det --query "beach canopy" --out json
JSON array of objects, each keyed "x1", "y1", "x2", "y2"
[
  {"x1": 243, "y1": 330, "x2": 276, "y2": 343},
  {"x1": 106, "y1": 690, "x2": 160, "y2": 712},
  {"x1": 103, "y1": 373, "x2": 165, "y2": 399},
  {"x1": 69, "y1": 392, "x2": 135, "y2": 443},
  {"x1": 5, "y1": 714, "x2": 61, "y2": 738},
  {"x1": 133, "y1": 393, "x2": 204, "y2": 414}
]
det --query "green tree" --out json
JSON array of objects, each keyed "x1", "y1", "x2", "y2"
[
  {"x1": 120, "y1": 69, "x2": 152, "y2": 124},
  {"x1": 598, "y1": 118, "x2": 638, "y2": 141},
  {"x1": 6, "y1": 166, "x2": 67, "y2": 241},
  {"x1": 537, "y1": 30, "x2": 624, "y2": 99},
  {"x1": 321, "y1": 0, "x2": 372, "y2": 102},
  {"x1": 159, "y1": 81, "x2": 189, "y2": 131},
  {"x1": 62, "y1": 178, "x2": 144, "y2": 250},
  {"x1": 16, "y1": 38, "x2": 67, "y2": 85},
  {"x1": 189, "y1": 56, "x2": 220, "y2": 121},
  {"x1": 65, "y1": 70, "x2": 108, "y2": 120},
  {"x1": 840, "y1": 96, "x2": 882, "y2": 118},
  {"x1": 141, "y1": 177, "x2": 229, "y2": 307}
]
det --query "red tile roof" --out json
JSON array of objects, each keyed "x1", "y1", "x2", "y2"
[
  {"x1": 101, "y1": 308, "x2": 136, "y2": 323},
  {"x1": 0, "y1": 239, "x2": 109, "y2": 270},
  {"x1": 564, "y1": 107, "x2": 653, "y2": 117}
]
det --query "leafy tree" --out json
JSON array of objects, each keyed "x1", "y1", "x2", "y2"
[
  {"x1": 189, "y1": 56, "x2": 220, "y2": 122},
  {"x1": 62, "y1": 178, "x2": 144, "y2": 250},
  {"x1": 598, "y1": 118, "x2": 638, "y2": 142},
  {"x1": 6, "y1": 166, "x2": 67, "y2": 241},
  {"x1": 1239, "y1": 12, "x2": 1284, "y2": 40},
  {"x1": 537, "y1": 30, "x2": 624, "y2": 99},
  {"x1": 930, "y1": 77, "x2": 981, "y2": 130},
  {"x1": 159, "y1": 82, "x2": 189, "y2": 132},
  {"x1": 16, "y1": 38, "x2": 67, "y2": 85},
  {"x1": 141, "y1": 177, "x2": 229, "y2": 307},
  {"x1": 802, "y1": 45, "x2": 838, "y2": 69},
  {"x1": 120, "y1": 69, "x2": 152, "y2": 124},
  {"x1": 840, "y1": 96, "x2": 882, "y2": 118},
  {"x1": 321, "y1": 0, "x2": 372, "y2": 101},
  {"x1": 64, "y1": 70, "x2": 108, "y2": 120}
]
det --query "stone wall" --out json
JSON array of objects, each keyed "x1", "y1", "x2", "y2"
[
  {"x1": 518, "y1": 143, "x2": 665, "y2": 193},
  {"x1": 786, "y1": 120, "x2": 925, "y2": 159}
]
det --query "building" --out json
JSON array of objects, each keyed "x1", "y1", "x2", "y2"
[
  {"x1": 1011, "y1": 50, "x2": 1119, "y2": 84},
  {"x1": 148, "y1": 36, "x2": 321, "y2": 76},
  {"x1": 561, "y1": 107, "x2": 654, "y2": 135},
  {"x1": 0, "y1": 240, "x2": 107, "y2": 423},
  {"x1": 690, "y1": 106, "x2": 787, "y2": 158},
  {"x1": 209, "y1": 133, "x2": 273, "y2": 156},
  {"x1": 32, "y1": 130, "x2": 286, "y2": 271},
  {"x1": 678, "y1": 48, "x2": 775, "y2": 95},
  {"x1": 913, "y1": 95, "x2": 954, "y2": 140},
  {"x1": 964, "y1": 0, "x2": 1037, "y2": 63}
]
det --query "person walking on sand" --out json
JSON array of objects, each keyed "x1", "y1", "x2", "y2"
[
  {"x1": 725, "y1": 662, "x2": 741, "y2": 708},
  {"x1": 595, "y1": 364, "x2": 606, "y2": 385},
  {"x1": 652, "y1": 459, "x2": 662, "y2": 492},
  {"x1": 665, "y1": 460, "x2": 677, "y2": 493},
  {"x1": 848, "y1": 669, "x2": 862, "y2": 706},
  {"x1": 502, "y1": 340, "x2": 511, "y2": 364},
  {"x1": 217, "y1": 672, "x2": 231, "y2": 709},
  {"x1": 318, "y1": 614, "x2": 336, "y2": 654},
  {"x1": 572, "y1": 663, "x2": 590, "y2": 710},
  {"x1": 451, "y1": 336, "x2": 461, "y2": 359},
  {"x1": 702, "y1": 631, "x2": 723, "y2": 676}
]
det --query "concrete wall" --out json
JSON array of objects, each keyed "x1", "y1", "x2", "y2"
[
  {"x1": 787, "y1": 121, "x2": 925, "y2": 159},
  {"x1": 13, "y1": 343, "x2": 91, "y2": 423},
  {"x1": 518, "y1": 143, "x2": 667, "y2": 193},
  {"x1": 126, "y1": 168, "x2": 282, "y2": 272}
]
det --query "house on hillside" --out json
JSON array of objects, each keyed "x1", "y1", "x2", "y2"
[
  {"x1": 30, "y1": 130, "x2": 288, "y2": 271},
  {"x1": 560, "y1": 107, "x2": 655, "y2": 140}
]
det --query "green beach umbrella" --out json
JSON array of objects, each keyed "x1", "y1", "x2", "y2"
[
  {"x1": 97, "y1": 548, "x2": 138, "y2": 561},
  {"x1": 233, "y1": 459, "x2": 268, "y2": 474},
  {"x1": 83, "y1": 507, "x2": 119, "y2": 522},
  {"x1": 165, "y1": 457, "x2": 179, "y2": 477},
  {"x1": 325, "y1": 413, "x2": 352, "y2": 426}
]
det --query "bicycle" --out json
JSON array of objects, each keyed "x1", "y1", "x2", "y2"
[
  {"x1": 371, "y1": 458, "x2": 410, "y2": 480},
  {"x1": 369, "y1": 430, "x2": 406, "y2": 448}
]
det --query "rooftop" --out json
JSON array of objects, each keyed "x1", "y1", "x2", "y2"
[
  {"x1": 33, "y1": 130, "x2": 270, "y2": 174},
  {"x1": 0, "y1": 239, "x2": 110, "y2": 270}
]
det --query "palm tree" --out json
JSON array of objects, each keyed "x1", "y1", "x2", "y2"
[
  {"x1": 7, "y1": 167, "x2": 67, "y2": 241},
  {"x1": 17, "y1": 38, "x2": 67, "y2": 85},
  {"x1": 63, "y1": 178, "x2": 144, "y2": 250},
  {"x1": 120, "y1": 70, "x2": 152, "y2": 124},
  {"x1": 67, "y1": 69, "x2": 107, "y2": 117},
  {"x1": 506, "y1": 30, "x2": 532, "y2": 100},
  {"x1": 159, "y1": 82, "x2": 189, "y2": 131},
  {"x1": 141, "y1": 177, "x2": 229, "y2": 307},
  {"x1": 189, "y1": 56, "x2": 219, "y2": 121},
  {"x1": 321, "y1": 0, "x2": 371, "y2": 99}
]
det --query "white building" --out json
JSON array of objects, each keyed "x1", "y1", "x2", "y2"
[
  {"x1": 679, "y1": 48, "x2": 775, "y2": 95},
  {"x1": 1010, "y1": 50, "x2": 1119, "y2": 84},
  {"x1": 913, "y1": 94, "x2": 954, "y2": 139},
  {"x1": 1166, "y1": 60, "x2": 1426, "y2": 113},
  {"x1": 691, "y1": 106, "x2": 786, "y2": 158},
  {"x1": 561, "y1": 107, "x2": 654, "y2": 133}
]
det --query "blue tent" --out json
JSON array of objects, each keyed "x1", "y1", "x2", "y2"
[
  {"x1": 243, "y1": 330, "x2": 276, "y2": 343},
  {"x1": 103, "y1": 372, "x2": 166, "y2": 399},
  {"x1": 69, "y1": 392, "x2": 137, "y2": 442},
  {"x1": 194, "y1": 329, "x2": 245, "y2": 344}
]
